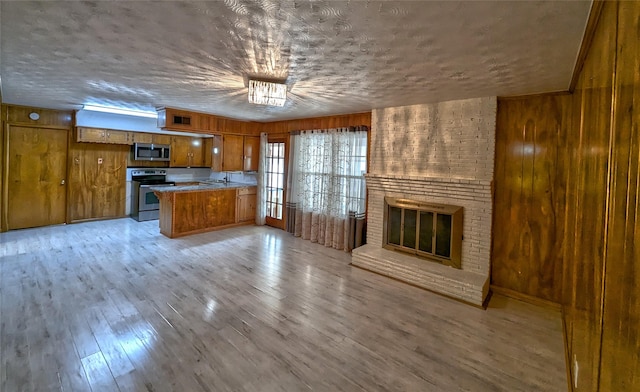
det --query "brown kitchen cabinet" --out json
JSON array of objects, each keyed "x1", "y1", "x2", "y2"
[
  {"x1": 236, "y1": 186, "x2": 257, "y2": 223},
  {"x1": 170, "y1": 136, "x2": 205, "y2": 167},
  {"x1": 222, "y1": 135, "x2": 244, "y2": 171},
  {"x1": 157, "y1": 107, "x2": 200, "y2": 131},
  {"x1": 129, "y1": 132, "x2": 152, "y2": 144},
  {"x1": 156, "y1": 188, "x2": 238, "y2": 238},
  {"x1": 208, "y1": 135, "x2": 223, "y2": 171},
  {"x1": 152, "y1": 133, "x2": 172, "y2": 145},
  {"x1": 68, "y1": 142, "x2": 128, "y2": 222},
  {"x1": 76, "y1": 127, "x2": 130, "y2": 145},
  {"x1": 243, "y1": 136, "x2": 260, "y2": 171}
]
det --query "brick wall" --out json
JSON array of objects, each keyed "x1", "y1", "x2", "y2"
[
  {"x1": 369, "y1": 97, "x2": 496, "y2": 180},
  {"x1": 352, "y1": 97, "x2": 496, "y2": 305}
]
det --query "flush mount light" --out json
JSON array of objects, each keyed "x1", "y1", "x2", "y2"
[
  {"x1": 82, "y1": 104, "x2": 158, "y2": 118},
  {"x1": 247, "y1": 80, "x2": 287, "y2": 107}
]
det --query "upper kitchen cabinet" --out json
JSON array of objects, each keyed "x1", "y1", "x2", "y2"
[
  {"x1": 129, "y1": 132, "x2": 152, "y2": 144},
  {"x1": 157, "y1": 107, "x2": 211, "y2": 134},
  {"x1": 76, "y1": 127, "x2": 130, "y2": 145},
  {"x1": 243, "y1": 136, "x2": 260, "y2": 172},
  {"x1": 157, "y1": 108, "x2": 199, "y2": 132},
  {"x1": 170, "y1": 136, "x2": 205, "y2": 168},
  {"x1": 204, "y1": 135, "x2": 223, "y2": 171},
  {"x1": 152, "y1": 133, "x2": 172, "y2": 145},
  {"x1": 222, "y1": 135, "x2": 244, "y2": 171}
]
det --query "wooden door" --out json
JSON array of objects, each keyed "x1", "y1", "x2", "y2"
[
  {"x1": 265, "y1": 138, "x2": 287, "y2": 229},
  {"x1": 243, "y1": 136, "x2": 260, "y2": 171},
  {"x1": 222, "y1": 135, "x2": 244, "y2": 171},
  {"x1": 7, "y1": 126, "x2": 68, "y2": 229}
]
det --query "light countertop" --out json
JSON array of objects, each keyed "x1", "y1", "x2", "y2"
[{"x1": 151, "y1": 182, "x2": 256, "y2": 193}]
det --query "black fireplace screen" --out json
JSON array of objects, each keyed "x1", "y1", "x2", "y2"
[{"x1": 384, "y1": 198, "x2": 462, "y2": 268}]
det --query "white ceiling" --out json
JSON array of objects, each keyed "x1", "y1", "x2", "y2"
[{"x1": 1, "y1": 1, "x2": 591, "y2": 122}]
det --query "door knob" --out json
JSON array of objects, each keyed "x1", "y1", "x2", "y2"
[{"x1": 60, "y1": 179, "x2": 66, "y2": 185}]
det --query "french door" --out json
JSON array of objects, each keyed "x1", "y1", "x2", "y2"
[{"x1": 265, "y1": 138, "x2": 287, "y2": 229}]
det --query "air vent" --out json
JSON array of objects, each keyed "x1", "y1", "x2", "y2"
[{"x1": 173, "y1": 115, "x2": 191, "y2": 126}]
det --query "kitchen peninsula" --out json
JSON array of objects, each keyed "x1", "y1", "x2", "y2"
[{"x1": 153, "y1": 182, "x2": 256, "y2": 238}]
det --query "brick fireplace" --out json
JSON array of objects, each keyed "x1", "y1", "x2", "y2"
[{"x1": 352, "y1": 97, "x2": 496, "y2": 306}]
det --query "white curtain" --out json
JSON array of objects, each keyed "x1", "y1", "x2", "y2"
[
  {"x1": 255, "y1": 132, "x2": 268, "y2": 225},
  {"x1": 286, "y1": 127, "x2": 367, "y2": 251}
]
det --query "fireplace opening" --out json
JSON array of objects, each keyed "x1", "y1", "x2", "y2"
[{"x1": 383, "y1": 197, "x2": 463, "y2": 268}]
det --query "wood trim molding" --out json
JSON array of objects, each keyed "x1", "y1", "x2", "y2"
[
  {"x1": 569, "y1": 0, "x2": 606, "y2": 92},
  {"x1": 490, "y1": 285, "x2": 562, "y2": 310},
  {"x1": 561, "y1": 309, "x2": 574, "y2": 392},
  {"x1": 497, "y1": 91, "x2": 571, "y2": 101}
]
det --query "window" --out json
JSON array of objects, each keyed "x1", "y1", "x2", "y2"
[{"x1": 292, "y1": 130, "x2": 367, "y2": 217}]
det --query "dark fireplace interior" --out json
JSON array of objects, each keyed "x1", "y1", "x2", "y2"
[{"x1": 384, "y1": 197, "x2": 463, "y2": 268}]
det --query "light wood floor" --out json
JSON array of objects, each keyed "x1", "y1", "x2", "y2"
[{"x1": 0, "y1": 219, "x2": 567, "y2": 391}]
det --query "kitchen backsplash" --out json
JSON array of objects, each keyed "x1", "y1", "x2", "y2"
[
  {"x1": 209, "y1": 171, "x2": 257, "y2": 184},
  {"x1": 127, "y1": 167, "x2": 258, "y2": 184}
]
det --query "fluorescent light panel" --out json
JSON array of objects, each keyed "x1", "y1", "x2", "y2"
[
  {"x1": 82, "y1": 104, "x2": 158, "y2": 118},
  {"x1": 248, "y1": 80, "x2": 287, "y2": 107}
]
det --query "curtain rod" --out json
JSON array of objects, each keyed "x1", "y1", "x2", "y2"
[{"x1": 290, "y1": 125, "x2": 369, "y2": 135}]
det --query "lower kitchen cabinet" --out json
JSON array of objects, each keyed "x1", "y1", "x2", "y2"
[
  {"x1": 237, "y1": 187, "x2": 257, "y2": 222},
  {"x1": 157, "y1": 188, "x2": 237, "y2": 238},
  {"x1": 155, "y1": 186, "x2": 257, "y2": 238},
  {"x1": 68, "y1": 142, "x2": 128, "y2": 221}
]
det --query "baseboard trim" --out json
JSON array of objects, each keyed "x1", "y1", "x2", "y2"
[{"x1": 489, "y1": 285, "x2": 562, "y2": 311}]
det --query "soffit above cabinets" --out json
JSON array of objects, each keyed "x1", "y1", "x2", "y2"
[{"x1": 0, "y1": 1, "x2": 591, "y2": 121}]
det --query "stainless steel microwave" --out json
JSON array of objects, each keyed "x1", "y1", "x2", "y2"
[{"x1": 133, "y1": 143, "x2": 171, "y2": 161}]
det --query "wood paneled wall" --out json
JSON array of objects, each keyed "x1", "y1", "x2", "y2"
[
  {"x1": 493, "y1": 2, "x2": 639, "y2": 390},
  {"x1": 492, "y1": 94, "x2": 571, "y2": 303},
  {"x1": 597, "y1": 1, "x2": 640, "y2": 390},
  {"x1": 261, "y1": 112, "x2": 371, "y2": 134},
  {"x1": 562, "y1": 2, "x2": 616, "y2": 390},
  {"x1": 562, "y1": 1, "x2": 640, "y2": 390}
]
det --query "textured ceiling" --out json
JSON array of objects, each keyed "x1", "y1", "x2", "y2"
[{"x1": 1, "y1": 1, "x2": 591, "y2": 122}]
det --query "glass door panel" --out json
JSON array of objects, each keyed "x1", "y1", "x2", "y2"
[{"x1": 266, "y1": 140, "x2": 286, "y2": 228}]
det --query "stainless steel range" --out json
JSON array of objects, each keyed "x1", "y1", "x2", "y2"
[{"x1": 131, "y1": 169, "x2": 175, "y2": 221}]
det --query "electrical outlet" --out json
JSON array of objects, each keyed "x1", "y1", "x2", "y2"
[
  {"x1": 573, "y1": 354, "x2": 579, "y2": 389},
  {"x1": 98, "y1": 158, "x2": 103, "y2": 165}
]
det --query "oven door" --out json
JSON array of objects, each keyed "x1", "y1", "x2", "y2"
[{"x1": 138, "y1": 184, "x2": 173, "y2": 211}]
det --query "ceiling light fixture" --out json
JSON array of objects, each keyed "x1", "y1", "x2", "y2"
[
  {"x1": 82, "y1": 104, "x2": 158, "y2": 118},
  {"x1": 247, "y1": 80, "x2": 287, "y2": 107}
]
